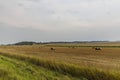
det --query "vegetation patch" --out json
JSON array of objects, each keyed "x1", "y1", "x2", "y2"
[
  {"x1": 0, "y1": 55, "x2": 80, "y2": 80},
  {"x1": 0, "y1": 52, "x2": 120, "y2": 80}
]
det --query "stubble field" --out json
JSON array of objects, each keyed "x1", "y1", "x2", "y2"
[{"x1": 0, "y1": 42, "x2": 120, "y2": 80}]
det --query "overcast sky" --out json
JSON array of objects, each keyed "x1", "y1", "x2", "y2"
[{"x1": 0, "y1": 0, "x2": 120, "y2": 44}]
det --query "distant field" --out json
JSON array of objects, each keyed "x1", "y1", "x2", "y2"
[
  {"x1": 0, "y1": 42, "x2": 120, "y2": 80},
  {"x1": 46, "y1": 42, "x2": 120, "y2": 47}
]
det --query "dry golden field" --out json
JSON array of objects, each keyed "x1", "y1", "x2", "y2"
[
  {"x1": 0, "y1": 43, "x2": 120, "y2": 80},
  {"x1": 0, "y1": 42, "x2": 120, "y2": 72}
]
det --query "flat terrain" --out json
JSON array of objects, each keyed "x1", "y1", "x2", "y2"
[
  {"x1": 0, "y1": 42, "x2": 120, "y2": 80},
  {"x1": 0, "y1": 55, "x2": 79, "y2": 80},
  {"x1": 1, "y1": 44, "x2": 120, "y2": 70}
]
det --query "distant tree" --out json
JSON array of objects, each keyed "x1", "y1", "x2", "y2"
[{"x1": 14, "y1": 41, "x2": 36, "y2": 45}]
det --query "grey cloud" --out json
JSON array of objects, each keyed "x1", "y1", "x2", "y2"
[
  {"x1": 0, "y1": 23, "x2": 44, "y2": 44},
  {"x1": 27, "y1": 0, "x2": 40, "y2": 2},
  {"x1": 0, "y1": 22, "x2": 120, "y2": 44},
  {"x1": 0, "y1": 0, "x2": 120, "y2": 44}
]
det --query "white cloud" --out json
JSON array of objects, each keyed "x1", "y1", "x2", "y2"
[
  {"x1": 0, "y1": 0, "x2": 119, "y2": 29},
  {"x1": 0, "y1": 0, "x2": 120, "y2": 43}
]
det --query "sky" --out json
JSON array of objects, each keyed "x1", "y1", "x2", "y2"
[{"x1": 0, "y1": 0, "x2": 120, "y2": 44}]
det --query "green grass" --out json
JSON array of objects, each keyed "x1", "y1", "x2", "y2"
[
  {"x1": 0, "y1": 55, "x2": 80, "y2": 80},
  {"x1": 0, "y1": 52, "x2": 120, "y2": 80}
]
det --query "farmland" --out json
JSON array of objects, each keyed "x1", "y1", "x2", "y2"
[{"x1": 0, "y1": 42, "x2": 120, "y2": 80}]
